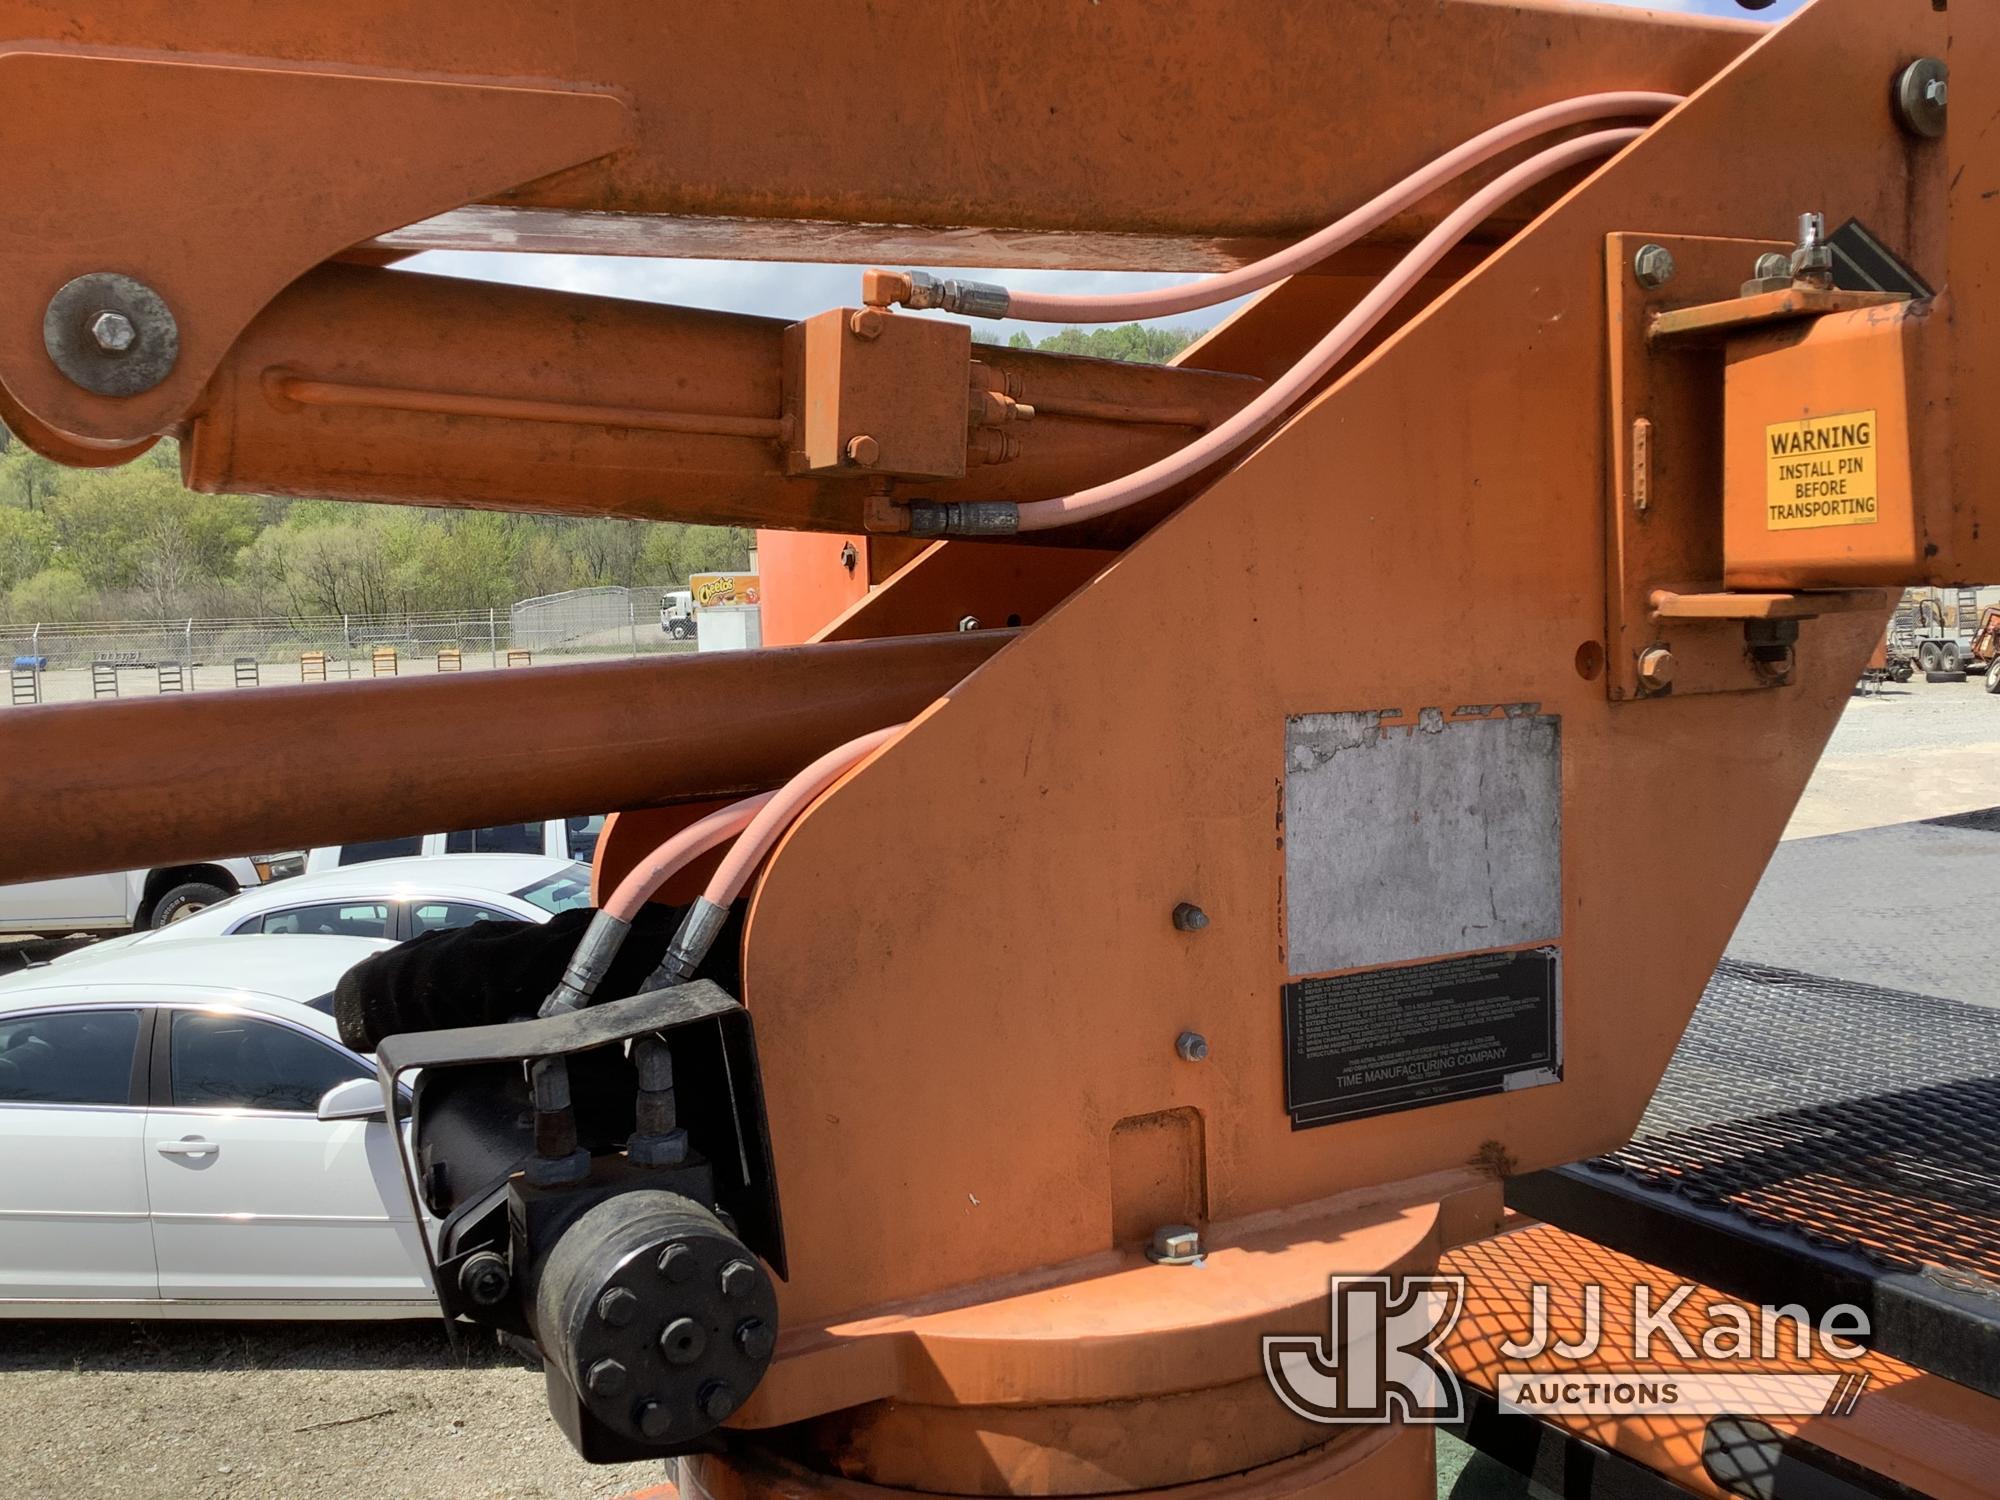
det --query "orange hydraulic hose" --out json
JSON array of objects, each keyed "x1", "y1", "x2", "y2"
[
  {"x1": 1013, "y1": 126, "x2": 1644, "y2": 532},
  {"x1": 888, "y1": 93, "x2": 1679, "y2": 324},
  {"x1": 700, "y1": 726, "x2": 905, "y2": 908},
  {"x1": 601, "y1": 793, "x2": 775, "y2": 924}
]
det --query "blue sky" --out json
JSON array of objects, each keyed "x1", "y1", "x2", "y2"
[{"x1": 407, "y1": 0, "x2": 1805, "y2": 344}]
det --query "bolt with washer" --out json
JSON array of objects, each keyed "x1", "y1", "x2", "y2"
[
  {"x1": 1171, "y1": 902, "x2": 1209, "y2": 932},
  {"x1": 88, "y1": 310, "x2": 137, "y2": 353},
  {"x1": 1637, "y1": 646, "x2": 1677, "y2": 694},
  {"x1": 1632, "y1": 244, "x2": 1676, "y2": 290},
  {"x1": 1146, "y1": 1224, "x2": 1204, "y2": 1265},
  {"x1": 1175, "y1": 1030, "x2": 1210, "y2": 1063},
  {"x1": 846, "y1": 434, "x2": 881, "y2": 468}
]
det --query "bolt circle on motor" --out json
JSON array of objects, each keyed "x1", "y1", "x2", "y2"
[{"x1": 535, "y1": 1191, "x2": 779, "y2": 1449}]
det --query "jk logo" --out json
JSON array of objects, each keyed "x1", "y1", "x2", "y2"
[{"x1": 1263, "y1": 1276, "x2": 1467, "y2": 1425}]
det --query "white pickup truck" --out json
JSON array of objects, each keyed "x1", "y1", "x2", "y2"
[
  {"x1": 0, "y1": 815, "x2": 606, "y2": 937},
  {"x1": 0, "y1": 852, "x2": 305, "y2": 935}
]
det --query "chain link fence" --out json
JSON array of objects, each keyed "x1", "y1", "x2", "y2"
[{"x1": 2, "y1": 587, "x2": 690, "y2": 706}]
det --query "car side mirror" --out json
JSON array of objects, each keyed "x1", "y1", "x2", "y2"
[{"x1": 317, "y1": 1076, "x2": 387, "y2": 1122}]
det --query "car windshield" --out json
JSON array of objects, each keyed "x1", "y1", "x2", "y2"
[{"x1": 514, "y1": 863, "x2": 593, "y2": 915}]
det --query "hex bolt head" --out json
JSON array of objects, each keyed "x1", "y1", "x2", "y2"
[
  {"x1": 88, "y1": 310, "x2": 137, "y2": 353},
  {"x1": 635, "y1": 1399, "x2": 675, "y2": 1440},
  {"x1": 1175, "y1": 1030, "x2": 1210, "y2": 1063},
  {"x1": 1894, "y1": 58, "x2": 1949, "y2": 140},
  {"x1": 597, "y1": 1286, "x2": 640, "y2": 1328},
  {"x1": 718, "y1": 1259, "x2": 758, "y2": 1300},
  {"x1": 957, "y1": 615, "x2": 980, "y2": 632},
  {"x1": 1171, "y1": 902, "x2": 1210, "y2": 932},
  {"x1": 585, "y1": 1357, "x2": 629, "y2": 1398},
  {"x1": 659, "y1": 1316, "x2": 707, "y2": 1366},
  {"x1": 846, "y1": 434, "x2": 881, "y2": 468},
  {"x1": 1146, "y1": 1224, "x2": 1204, "y2": 1265},
  {"x1": 657, "y1": 1242, "x2": 696, "y2": 1283},
  {"x1": 1637, "y1": 647, "x2": 1678, "y2": 693},
  {"x1": 849, "y1": 308, "x2": 886, "y2": 340},
  {"x1": 735, "y1": 1317, "x2": 776, "y2": 1361},
  {"x1": 1753, "y1": 252, "x2": 1792, "y2": 282},
  {"x1": 1632, "y1": 244, "x2": 1676, "y2": 290},
  {"x1": 699, "y1": 1381, "x2": 740, "y2": 1423}
]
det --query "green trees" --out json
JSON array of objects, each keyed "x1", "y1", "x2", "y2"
[
  {"x1": 1004, "y1": 323, "x2": 1198, "y2": 362},
  {"x1": 0, "y1": 428, "x2": 751, "y2": 623}
]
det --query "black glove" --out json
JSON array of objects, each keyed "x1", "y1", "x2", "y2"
[{"x1": 334, "y1": 902, "x2": 743, "y2": 1053}]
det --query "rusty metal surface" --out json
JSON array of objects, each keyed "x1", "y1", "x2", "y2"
[{"x1": 0, "y1": 632, "x2": 1006, "y2": 883}]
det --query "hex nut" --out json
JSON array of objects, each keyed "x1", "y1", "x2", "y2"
[
  {"x1": 849, "y1": 308, "x2": 887, "y2": 340},
  {"x1": 585, "y1": 1358, "x2": 629, "y2": 1397},
  {"x1": 597, "y1": 1286, "x2": 640, "y2": 1328},
  {"x1": 1637, "y1": 647, "x2": 1677, "y2": 692},
  {"x1": 657, "y1": 1242, "x2": 696, "y2": 1283},
  {"x1": 736, "y1": 1317, "x2": 776, "y2": 1361},
  {"x1": 846, "y1": 434, "x2": 881, "y2": 468},
  {"x1": 635, "y1": 1399, "x2": 674, "y2": 1440},
  {"x1": 1176, "y1": 1030, "x2": 1210, "y2": 1063},
  {"x1": 1632, "y1": 244, "x2": 1676, "y2": 290},
  {"x1": 1146, "y1": 1224, "x2": 1204, "y2": 1265},
  {"x1": 700, "y1": 1381, "x2": 739, "y2": 1422},
  {"x1": 88, "y1": 310, "x2": 137, "y2": 353},
  {"x1": 1894, "y1": 58, "x2": 1949, "y2": 140},
  {"x1": 719, "y1": 1259, "x2": 758, "y2": 1300}
]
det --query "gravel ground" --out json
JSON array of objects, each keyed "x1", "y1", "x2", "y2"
[
  {"x1": 1785, "y1": 675, "x2": 2000, "y2": 839},
  {"x1": 0, "y1": 1319, "x2": 662, "y2": 1500}
]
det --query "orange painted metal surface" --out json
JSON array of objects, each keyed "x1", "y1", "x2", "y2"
[
  {"x1": 687, "y1": 1422, "x2": 1432, "y2": 1500},
  {"x1": 183, "y1": 267, "x2": 1260, "y2": 547},
  {"x1": 1723, "y1": 301, "x2": 1945, "y2": 589},
  {"x1": 0, "y1": 633, "x2": 1004, "y2": 884},
  {"x1": 1442, "y1": 1222, "x2": 2000, "y2": 1500},
  {"x1": 0, "y1": 48, "x2": 630, "y2": 451},
  {"x1": 0, "y1": 2, "x2": 1754, "y2": 272},
  {"x1": 730, "y1": 0, "x2": 1932, "y2": 1343}
]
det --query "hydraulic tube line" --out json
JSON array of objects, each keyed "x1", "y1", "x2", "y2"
[
  {"x1": 652, "y1": 725, "x2": 907, "y2": 986},
  {"x1": 870, "y1": 92, "x2": 1680, "y2": 322},
  {"x1": 906, "y1": 126, "x2": 1644, "y2": 537}
]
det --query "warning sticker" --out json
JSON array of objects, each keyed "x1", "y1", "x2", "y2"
[{"x1": 1764, "y1": 410, "x2": 1878, "y2": 531}]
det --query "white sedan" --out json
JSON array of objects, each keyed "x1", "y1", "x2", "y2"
[
  {"x1": 0, "y1": 935, "x2": 438, "y2": 1319},
  {"x1": 60, "y1": 853, "x2": 591, "y2": 961}
]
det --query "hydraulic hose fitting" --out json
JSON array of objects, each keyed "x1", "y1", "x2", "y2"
[
  {"x1": 539, "y1": 910, "x2": 634, "y2": 1017},
  {"x1": 650, "y1": 896, "x2": 732, "y2": 988},
  {"x1": 892, "y1": 270, "x2": 1012, "y2": 320},
  {"x1": 903, "y1": 500, "x2": 1022, "y2": 538}
]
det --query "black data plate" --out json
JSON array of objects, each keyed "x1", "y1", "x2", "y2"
[{"x1": 1283, "y1": 947, "x2": 1561, "y2": 1128}]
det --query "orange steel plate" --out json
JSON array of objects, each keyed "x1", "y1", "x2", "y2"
[{"x1": 728, "y1": 0, "x2": 1936, "y2": 1358}]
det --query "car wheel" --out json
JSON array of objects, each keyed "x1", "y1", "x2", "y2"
[
  {"x1": 1917, "y1": 641, "x2": 1943, "y2": 672},
  {"x1": 1986, "y1": 660, "x2": 2000, "y2": 694},
  {"x1": 1937, "y1": 641, "x2": 1963, "y2": 673},
  {"x1": 670, "y1": 621, "x2": 692, "y2": 640},
  {"x1": 150, "y1": 880, "x2": 232, "y2": 927}
]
